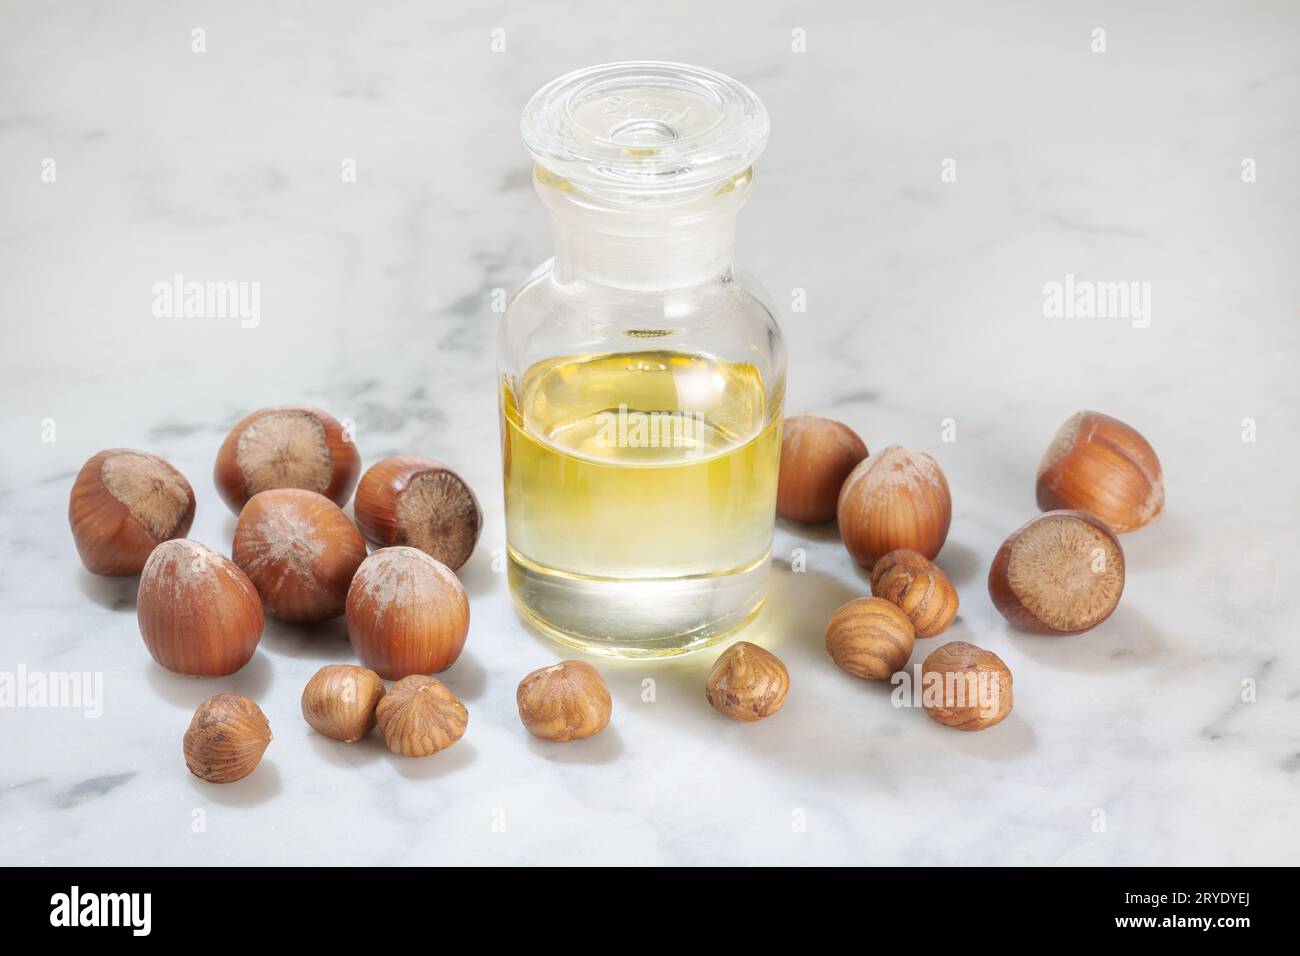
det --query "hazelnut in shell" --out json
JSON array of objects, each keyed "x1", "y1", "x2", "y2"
[
  {"x1": 301, "y1": 664, "x2": 385, "y2": 742},
  {"x1": 1036, "y1": 410, "x2": 1164, "y2": 532},
  {"x1": 345, "y1": 547, "x2": 469, "y2": 679},
  {"x1": 705, "y1": 642, "x2": 789, "y2": 722},
  {"x1": 988, "y1": 510, "x2": 1124, "y2": 635},
  {"x1": 921, "y1": 641, "x2": 1013, "y2": 731},
  {"x1": 138, "y1": 539, "x2": 263, "y2": 676},
  {"x1": 870, "y1": 548, "x2": 959, "y2": 638},
  {"x1": 375, "y1": 675, "x2": 468, "y2": 757},
  {"x1": 826, "y1": 596, "x2": 915, "y2": 680},
  {"x1": 213, "y1": 405, "x2": 360, "y2": 514},
  {"x1": 837, "y1": 445, "x2": 952, "y2": 568},
  {"x1": 232, "y1": 488, "x2": 367, "y2": 621},
  {"x1": 777, "y1": 416, "x2": 869, "y2": 523},
  {"x1": 68, "y1": 448, "x2": 196, "y2": 575},
  {"x1": 516, "y1": 660, "x2": 612, "y2": 741},
  {"x1": 353, "y1": 455, "x2": 482, "y2": 571},
  {"x1": 183, "y1": 693, "x2": 272, "y2": 783}
]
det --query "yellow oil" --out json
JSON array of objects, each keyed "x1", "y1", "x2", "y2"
[{"x1": 502, "y1": 350, "x2": 782, "y2": 657}]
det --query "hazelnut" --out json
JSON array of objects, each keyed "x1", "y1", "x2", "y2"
[
  {"x1": 138, "y1": 539, "x2": 263, "y2": 676},
  {"x1": 705, "y1": 641, "x2": 789, "y2": 721},
  {"x1": 921, "y1": 641, "x2": 1013, "y2": 731},
  {"x1": 353, "y1": 455, "x2": 482, "y2": 571},
  {"x1": 1036, "y1": 410, "x2": 1164, "y2": 532},
  {"x1": 837, "y1": 445, "x2": 952, "y2": 568},
  {"x1": 516, "y1": 660, "x2": 612, "y2": 741},
  {"x1": 183, "y1": 693, "x2": 272, "y2": 783},
  {"x1": 68, "y1": 449, "x2": 196, "y2": 575},
  {"x1": 777, "y1": 416, "x2": 868, "y2": 522},
  {"x1": 375, "y1": 675, "x2": 468, "y2": 757},
  {"x1": 300, "y1": 664, "x2": 385, "y2": 742},
  {"x1": 345, "y1": 547, "x2": 469, "y2": 679},
  {"x1": 988, "y1": 510, "x2": 1124, "y2": 635},
  {"x1": 213, "y1": 405, "x2": 361, "y2": 514},
  {"x1": 231, "y1": 488, "x2": 367, "y2": 621},
  {"x1": 870, "y1": 549, "x2": 959, "y2": 638},
  {"x1": 826, "y1": 596, "x2": 915, "y2": 679}
]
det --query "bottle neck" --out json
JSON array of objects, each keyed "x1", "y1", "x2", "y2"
[{"x1": 536, "y1": 166, "x2": 749, "y2": 291}]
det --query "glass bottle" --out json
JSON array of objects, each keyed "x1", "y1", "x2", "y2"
[{"x1": 500, "y1": 61, "x2": 785, "y2": 658}]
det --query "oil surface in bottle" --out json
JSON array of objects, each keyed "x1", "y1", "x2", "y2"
[{"x1": 502, "y1": 349, "x2": 781, "y2": 657}]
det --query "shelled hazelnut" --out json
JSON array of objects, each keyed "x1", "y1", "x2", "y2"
[
  {"x1": 213, "y1": 405, "x2": 360, "y2": 514},
  {"x1": 825, "y1": 596, "x2": 915, "y2": 679},
  {"x1": 137, "y1": 539, "x2": 263, "y2": 676},
  {"x1": 353, "y1": 455, "x2": 482, "y2": 571},
  {"x1": 516, "y1": 661, "x2": 612, "y2": 741},
  {"x1": 921, "y1": 641, "x2": 1013, "y2": 731},
  {"x1": 231, "y1": 489, "x2": 367, "y2": 621},
  {"x1": 988, "y1": 510, "x2": 1125, "y2": 635},
  {"x1": 776, "y1": 416, "x2": 868, "y2": 523},
  {"x1": 870, "y1": 549, "x2": 959, "y2": 638},
  {"x1": 183, "y1": 693, "x2": 272, "y2": 783},
  {"x1": 300, "y1": 664, "x2": 385, "y2": 742},
  {"x1": 837, "y1": 445, "x2": 951, "y2": 568},
  {"x1": 68, "y1": 449, "x2": 196, "y2": 575},
  {"x1": 345, "y1": 547, "x2": 469, "y2": 679},
  {"x1": 705, "y1": 642, "x2": 789, "y2": 721},
  {"x1": 1036, "y1": 411, "x2": 1163, "y2": 533},
  {"x1": 375, "y1": 675, "x2": 468, "y2": 757}
]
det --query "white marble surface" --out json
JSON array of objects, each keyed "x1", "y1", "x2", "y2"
[{"x1": 2, "y1": 0, "x2": 1298, "y2": 866}]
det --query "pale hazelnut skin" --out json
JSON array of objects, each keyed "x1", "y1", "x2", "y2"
[
  {"x1": 921, "y1": 641, "x2": 1013, "y2": 731},
  {"x1": 137, "y1": 539, "x2": 263, "y2": 677},
  {"x1": 837, "y1": 445, "x2": 952, "y2": 568},
  {"x1": 826, "y1": 597, "x2": 915, "y2": 679},
  {"x1": 777, "y1": 416, "x2": 868, "y2": 523},
  {"x1": 375, "y1": 675, "x2": 468, "y2": 757},
  {"x1": 183, "y1": 693, "x2": 272, "y2": 783},
  {"x1": 232, "y1": 488, "x2": 367, "y2": 622},
  {"x1": 69, "y1": 448, "x2": 196, "y2": 575},
  {"x1": 705, "y1": 642, "x2": 789, "y2": 722},
  {"x1": 870, "y1": 549, "x2": 959, "y2": 638},
  {"x1": 345, "y1": 547, "x2": 470, "y2": 680},
  {"x1": 301, "y1": 664, "x2": 385, "y2": 742},
  {"x1": 1036, "y1": 410, "x2": 1163, "y2": 533},
  {"x1": 516, "y1": 661, "x2": 611, "y2": 741}
]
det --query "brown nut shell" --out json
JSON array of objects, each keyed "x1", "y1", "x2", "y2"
[
  {"x1": 301, "y1": 664, "x2": 385, "y2": 742},
  {"x1": 345, "y1": 547, "x2": 469, "y2": 679},
  {"x1": 213, "y1": 405, "x2": 361, "y2": 514},
  {"x1": 232, "y1": 489, "x2": 367, "y2": 621},
  {"x1": 921, "y1": 641, "x2": 1013, "y2": 731},
  {"x1": 777, "y1": 416, "x2": 869, "y2": 523},
  {"x1": 183, "y1": 693, "x2": 272, "y2": 783},
  {"x1": 870, "y1": 549, "x2": 959, "y2": 638},
  {"x1": 1036, "y1": 410, "x2": 1163, "y2": 533},
  {"x1": 516, "y1": 660, "x2": 612, "y2": 741},
  {"x1": 375, "y1": 675, "x2": 468, "y2": 757},
  {"x1": 988, "y1": 510, "x2": 1125, "y2": 635},
  {"x1": 68, "y1": 448, "x2": 196, "y2": 575},
  {"x1": 837, "y1": 445, "x2": 952, "y2": 568},
  {"x1": 138, "y1": 539, "x2": 263, "y2": 676},
  {"x1": 826, "y1": 596, "x2": 915, "y2": 679},
  {"x1": 705, "y1": 641, "x2": 789, "y2": 721},
  {"x1": 353, "y1": 455, "x2": 482, "y2": 571}
]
